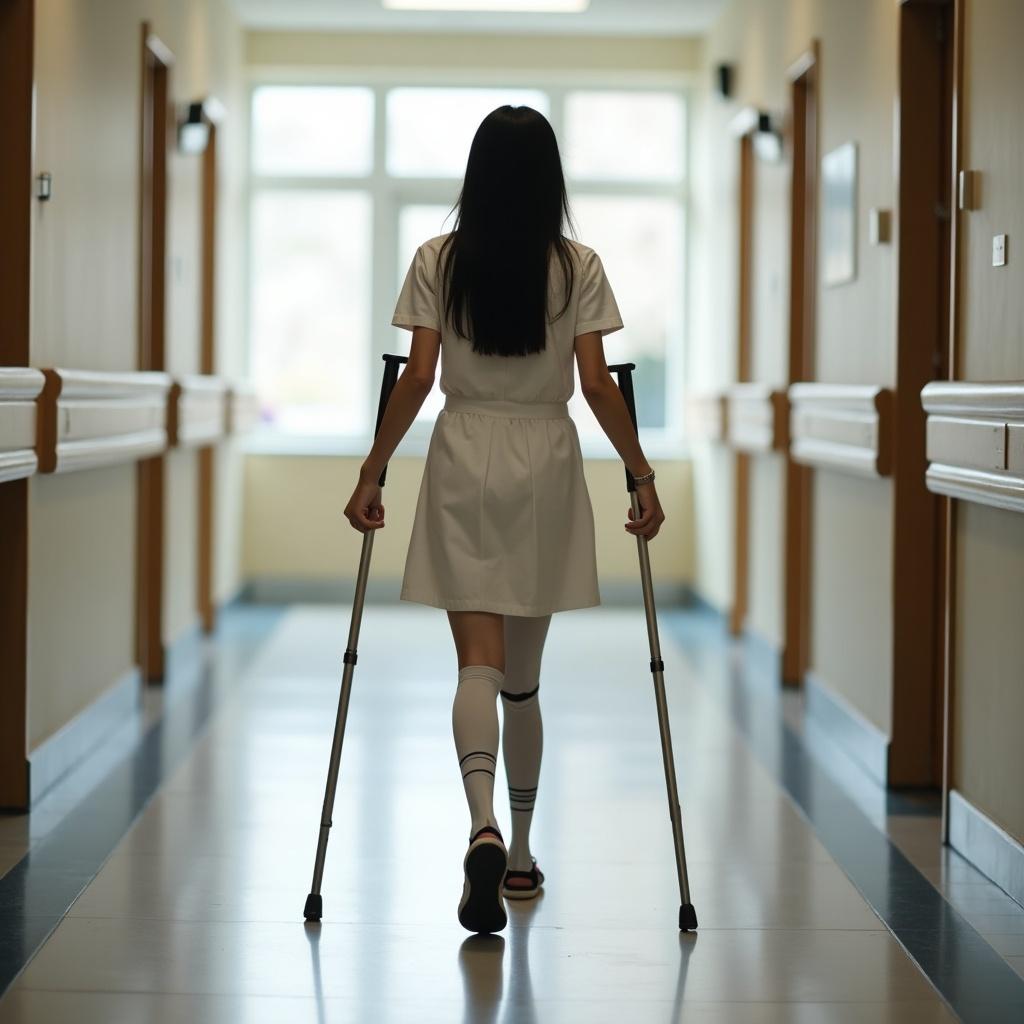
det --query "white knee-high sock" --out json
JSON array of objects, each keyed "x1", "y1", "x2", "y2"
[
  {"x1": 501, "y1": 614, "x2": 551, "y2": 871},
  {"x1": 452, "y1": 664, "x2": 504, "y2": 839}
]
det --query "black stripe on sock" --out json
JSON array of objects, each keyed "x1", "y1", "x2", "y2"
[
  {"x1": 462, "y1": 767, "x2": 495, "y2": 780},
  {"x1": 458, "y1": 750, "x2": 497, "y2": 766},
  {"x1": 500, "y1": 684, "x2": 540, "y2": 703},
  {"x1": 508, "y1": 787, "x2": 537, "y2": 794}
]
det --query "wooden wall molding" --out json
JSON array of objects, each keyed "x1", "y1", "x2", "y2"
[
  {"x1": 0, "y1": 368, "x2": 46, "y2": 483},
  {"x1": 789, "y1": 384, "x2": 894, "y2": 477},
  {"x1": 169, "y1": 374, "x2": 229, "y2": 448},
  {"x1": 922, "y1": 381, "x2": 1024, "y2": 514},
  {"x1": 228, "y1": 384, "x2": 260, "y2": 434},
  {"x1": 685, "y1": 392, "x2": 727, "y2": 442},
  {"x1": 36, "y1": 368, "x2": 172, "y2": 474},
  {"x1": 727, "y1": 385, "x2": 788, "y2": 453}
]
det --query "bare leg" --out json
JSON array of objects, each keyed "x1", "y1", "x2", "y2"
[
  {"x1": 501, "y1": 614, "x2": 551, "y2": 875},
  {"x1": 447, "y1": 611, "x2": 505, "y2": 837}
]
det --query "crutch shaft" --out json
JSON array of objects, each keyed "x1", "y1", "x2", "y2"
[
  {"x1": 304, "y1": 354, "x2": 407, "y2": 922},
  {"x1": 307, "y1": 527, "x2": 374, "y2": 898},
  {"x1": 632, "y1": 491, "x2": 692, "y2": 907},
  {"x1": 607, "y1": 360, "x2": 697, "y2": 930}
]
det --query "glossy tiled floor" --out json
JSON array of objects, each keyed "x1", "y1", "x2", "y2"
[{"x1": 0, "y1": 603, "x2": 1014, "y2": 1022}]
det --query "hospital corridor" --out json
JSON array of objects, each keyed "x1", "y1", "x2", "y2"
[{"x1": 1, "y1": 1, "x2": 1022, "y2": 1022}]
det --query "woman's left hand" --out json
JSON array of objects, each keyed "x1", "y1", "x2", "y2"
[{"x1": 343, "y1": 477, "x2": 385, "y2": 533}]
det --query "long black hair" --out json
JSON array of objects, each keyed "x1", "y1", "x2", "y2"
[{"x1": 437, "y1": 105, "x2": 577, "y2": 357}]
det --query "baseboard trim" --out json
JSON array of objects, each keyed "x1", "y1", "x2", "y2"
[
  {"x1": 741, "y1": 626, "x2": 782, "y2": 680},
  {"x1": 240, "y1": 577, "x2": 692, "y2": 608},
  {"x1": 948, "y1": 789, "x2": 1024, "y2": 909},
  {"x1": 598, "y1": 580, "x2": 691, "y2": 607},
  {"x1": 805, "y1": 672, "x2": 890, "y2": 786},
  {"x1": 28, "y1": 665, "x2": 142, "y2": 804},
  {"x1": 681, "y1": 586, "x2": 729, "y2": 622},
  {"x1": 218, "y1": 580, "x2": 249, "y2": 611},
  {"x1": 163, "y1": 620, "x2": 206, "y2": 683}
]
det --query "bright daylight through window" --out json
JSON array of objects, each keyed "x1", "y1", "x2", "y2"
[{"x1": 248, "y1": 83, "x2": 687, "y2": 450}]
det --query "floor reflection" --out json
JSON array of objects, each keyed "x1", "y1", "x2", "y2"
[
  {"x1": 303, "y1": 922, "x2": 328, "y2": 1024},
  {"x1": 454, "y1": 895, "x2": 696, "y2": 1024},
  {"x1": 459, "y1": 933, "x2": 505, "y2": 1024},
  {"x1": 0, "y1": 606, "x2": 989, "y2": 1021}
]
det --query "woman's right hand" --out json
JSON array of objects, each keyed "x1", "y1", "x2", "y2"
[{"x1": 625, "y1": 482, "x2": 665, "y2": 540}]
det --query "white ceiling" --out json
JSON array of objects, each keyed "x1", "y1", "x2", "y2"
[{"x1": 232, "y1": 0, "x2": 724, "y2": 37}]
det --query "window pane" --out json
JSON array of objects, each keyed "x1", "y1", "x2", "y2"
[
  {"x1": 565, "y1": 91, "x2": 685, "y2": 182},
  {"x1": 387, "y1": 88, "x2": 550, "y2": 177},
  {"x1": 397, "y1": 204, "x2": 458, "y2": 423},
  {"x1": 250, "y1": 191, "x2": 372, "y2": 435},
  {"x1": 568, "y1": 196, "x2": 684, "y2": 439},
  {"x1": 252, "y1": 86, "x2": 374, "y2": 177}
]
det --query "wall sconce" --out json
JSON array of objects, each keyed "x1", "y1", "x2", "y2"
[
  {"x1": 753, "y1": 112, "x2": 783, "y2": 163},
  {"x1": 729, "y1": 107, "x2": 783, "y2": 162},
  {"x1": 178, "y1": 102, "x2": 210, "y2": 155}
]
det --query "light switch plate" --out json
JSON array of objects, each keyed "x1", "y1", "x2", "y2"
[
  {"x1": 959, "y1": 170, "x2": 980, "y2": 210},
  {"x1": 993, "y1": 234, "x2": 1007, "y2": 267},
  {"x1": 869, "y1": 208, "x2": 891, "y2": 245}
]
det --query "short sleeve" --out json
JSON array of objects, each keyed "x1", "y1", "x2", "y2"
[
  {"x1": 575, "y1": 249, "x2": 624, "y2": 338},
  {"x1": 392, "y1": 244, "x2": 441, "y2": 332}
]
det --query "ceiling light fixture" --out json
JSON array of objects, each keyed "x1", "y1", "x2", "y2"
[{"x1": 382, "y1": 0, "x2": 590, "y2": 12}]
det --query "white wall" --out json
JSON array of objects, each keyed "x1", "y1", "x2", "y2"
[{"x1": 27, "y1": 0, "x2": 245, "y2": 747}]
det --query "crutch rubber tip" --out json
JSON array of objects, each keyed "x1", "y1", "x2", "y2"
[
  {"x1": 304, "y1": 893, "x2": 323, "y2": 922},
  {"x1": 678, "y1": 904, "x2": 698, "y2": 931}
]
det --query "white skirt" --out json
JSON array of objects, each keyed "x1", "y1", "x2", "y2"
[{"x1": 400, "y1": 395, "x2": 601, "y2": 616}]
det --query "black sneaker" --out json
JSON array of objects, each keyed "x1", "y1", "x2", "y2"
[{"x1": 457, "y1": 826, "x2": 508, "y2": 934}]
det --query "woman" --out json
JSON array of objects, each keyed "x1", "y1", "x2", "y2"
[{"x1": 343, "y1": 105, "x2": 664, "y2": 934}]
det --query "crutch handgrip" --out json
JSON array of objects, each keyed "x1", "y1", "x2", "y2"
[
  {"x1": 607, "y1": 362, "x2": 639, "y2": 492},
  {"x1": 374, "y1": 354, "x2": 409, "y2": 488}
]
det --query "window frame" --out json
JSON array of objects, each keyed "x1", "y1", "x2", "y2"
[{"x1": 243, "y1": 67, "x2": 693, "y2": 460}]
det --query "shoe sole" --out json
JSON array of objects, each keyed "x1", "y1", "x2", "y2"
[
  {"x1": 458, "y1": 839, "x2": 508, "y2": 934},
  {"x1": 502, "y1": 883, "x2": 543, "y2": 900}
]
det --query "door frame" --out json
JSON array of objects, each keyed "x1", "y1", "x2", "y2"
[
  {"x1": 938, "y1": 0, "x2": 964, "y2": 832},
  {"x1": 730, "y1": 126, "x2": 755, "y2": 636},
  {"x1": 780, "y1": 42, "x2": 819, "y2": 685},
  {"x1": 136, "y1": 24, "x2": 173, "y2": 682},
  {"x1": 196, "y1": 98, "x2": 224, "y2": 634}
]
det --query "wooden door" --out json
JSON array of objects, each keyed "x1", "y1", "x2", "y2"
[
  {"x1": 891, "y1": 0, "x2": 955, "y2": 786},
  {"x1": 0, "y1": 0, "x2": 34, "y2": 808}
]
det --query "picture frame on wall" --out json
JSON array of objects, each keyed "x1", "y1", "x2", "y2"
[{"x1": 821, "y1": 141, "x2": 857, "y2": 286}]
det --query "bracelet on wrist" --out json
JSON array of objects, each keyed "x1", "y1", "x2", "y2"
[{"x1": 632, "y1": 467, "x2": 655, "y2": 485}]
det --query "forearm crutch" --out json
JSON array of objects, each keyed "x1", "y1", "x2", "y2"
[
  {"x1": 608, "y1": 361, "x2": 698, "y2": 932},
  {"x1": 304, "y1": 353, "x2": 408, "y2": 923}
]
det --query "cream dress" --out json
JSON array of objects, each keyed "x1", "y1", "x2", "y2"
[{"x1": 391, "y1": 233, "x2": 624, "y2": 616}]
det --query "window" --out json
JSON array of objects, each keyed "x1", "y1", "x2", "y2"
[
  {"x1": 247, "y1": 81, "x2": 687, "y2": 453},
  {"x1": 387, "y1": 88, "x2": 550, "y2": 177}
]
